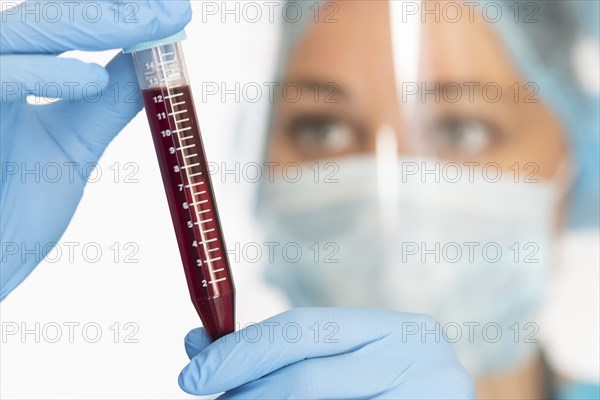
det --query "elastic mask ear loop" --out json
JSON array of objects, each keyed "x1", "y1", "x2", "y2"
[
  {"x1": 551, "y1": 155, "x2": 576, "y2": 203},
  {"x1": 549, "y1": 155, "x2": 578, "y2": 238}
]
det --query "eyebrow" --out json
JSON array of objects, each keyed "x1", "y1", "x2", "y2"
[
  {"x1": 414, "y1": 81, "x2": 522, "y2": 106},
  {"x1": 282, "y1": 78, "x2": 351, "y2": 103}
]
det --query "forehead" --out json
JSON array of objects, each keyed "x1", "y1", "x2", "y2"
[{"x1": 284, "y1": 1, "x2": 522, "y2": 85}]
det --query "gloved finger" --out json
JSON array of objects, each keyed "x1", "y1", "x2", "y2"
[
  {"x1": 34, "y1": 52, "x2": 142, "y2": 162},
  {"x1": 217, "y1": 337, "x2": 410, "y2": 400},
  {"x1": 184, "y1": 328, "x2": 212, "y2": 359},
  {"x1": 0, "y1": 0, "x2": 191, "y2": 54},
  {"x1": 178, "y1": 308, "x2": 433, "y2": 396},
  {"x1": 0, "y1": 55, "x2": 109, "y2": 102},
  {"x1": 219, "y1": 337, "x2": 473, "y2": 400}
]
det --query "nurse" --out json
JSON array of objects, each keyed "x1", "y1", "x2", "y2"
[{"x1": 1, "y1": 1, "x2": 598, "y2": 399}]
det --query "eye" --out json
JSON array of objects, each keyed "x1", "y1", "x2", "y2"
[
  {"x1": 425, "y1": 117, "x2": 499, "y2": 157},
  {"x1": 286, "y1": 114, "x2": 363, "y2": 157}
]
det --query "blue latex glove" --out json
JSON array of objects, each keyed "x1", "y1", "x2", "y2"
[
  {"x1": 179, "y1": 308, "x2": 475, "y2": 399},
  {"x1": 0, "y1": 1, "x2": 191, "y2": 299}
]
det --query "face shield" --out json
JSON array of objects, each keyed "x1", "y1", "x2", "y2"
[{"x1": 238, "y1": 0, "x2": 594, "y2": 377}]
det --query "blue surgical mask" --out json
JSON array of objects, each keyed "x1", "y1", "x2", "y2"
[{"x1": 258, "y1": 156, "x2": 561, "y2": 377}]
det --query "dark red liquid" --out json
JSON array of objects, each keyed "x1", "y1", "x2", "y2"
[{"x1": 142, "y1": 86, "x2": 234, "y2": 340}]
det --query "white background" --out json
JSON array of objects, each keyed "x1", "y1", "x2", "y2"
[{"x1": 1, "y1": 2, "x2": 291, "y2": 398}]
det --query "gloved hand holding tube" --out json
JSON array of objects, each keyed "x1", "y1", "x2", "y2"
[
  {"x1": 0, "y1": 0, "x2": 192, "y2": 299},
  {"x1": 179, "y1": 308, "x2": 475, "y2": 399}
]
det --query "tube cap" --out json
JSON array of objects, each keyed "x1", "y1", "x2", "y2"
[{"x1": 123, "y1": 29, "x2": 187, "y2": 54}]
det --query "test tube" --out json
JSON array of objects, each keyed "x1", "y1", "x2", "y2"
[{"x1": 124, "y1": 31, "x2": 235, "y2": 340}]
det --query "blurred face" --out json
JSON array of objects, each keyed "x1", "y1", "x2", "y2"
[
  {"x1": 267, "y1": 1, "x2": 568, "y2": 183},
  {"x1": 262, "y1": 1, "x2": 571, "y2": 396}
]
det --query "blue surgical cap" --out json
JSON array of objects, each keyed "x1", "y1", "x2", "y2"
[{"x1": 492, "y1": 1, "x2": 600, "y2": 229}]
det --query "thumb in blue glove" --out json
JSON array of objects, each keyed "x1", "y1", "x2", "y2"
[{"x1": 184, "y1": 326, "x2": 213, "y2": 359}]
